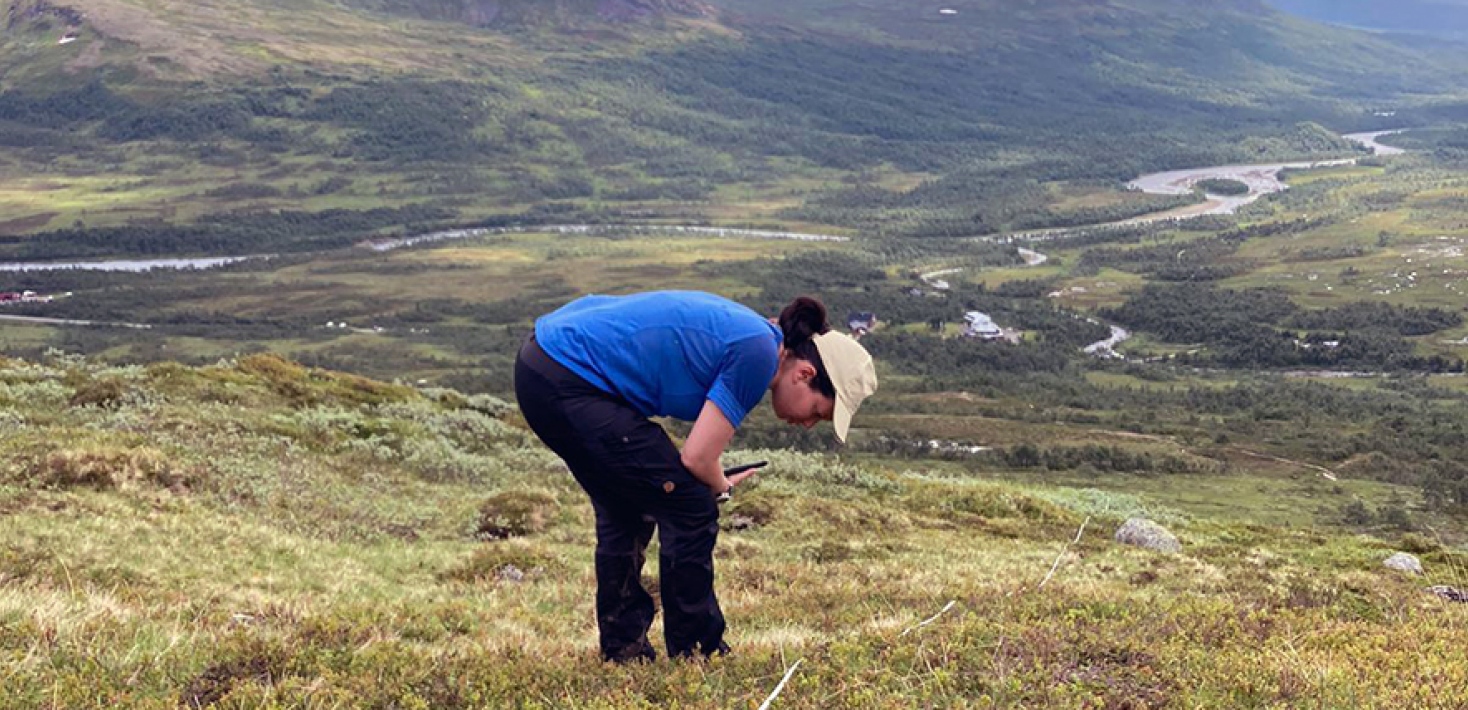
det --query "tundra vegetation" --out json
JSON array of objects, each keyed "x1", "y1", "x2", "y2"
[
  {"x1": 5, "y1": 0, "x2": 1468, "y2": 706},
  {"x1": 3, "y1": 351, "x2": 1468, "y2": 708}
]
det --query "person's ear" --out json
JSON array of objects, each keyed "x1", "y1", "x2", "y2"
[{"x1": 797, "y1": 361, "x2": 817, "y2": 383}]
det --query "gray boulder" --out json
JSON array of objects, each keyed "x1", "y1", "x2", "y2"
[
  {"x1": 1383, "y1": 552, "x2": 1423, "y2": 576},
  {"x1": 1427, "y1": 585, "x2": 1468, "y2": 602},
  {"x1": 1114, "y1": 518, "x2": 1181, "y2": 554}
]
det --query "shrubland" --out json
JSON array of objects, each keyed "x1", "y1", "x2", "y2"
[{"x1": 3, "y1": 351, "x2": 1468, "y2": 708}]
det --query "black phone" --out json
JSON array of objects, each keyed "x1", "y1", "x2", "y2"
[
  {"x1": 723, "y1": 460, "x2": 769, "y2": 477},
  {"x1": 716, "y1": 461, "x2": 768, "y2": 503}
]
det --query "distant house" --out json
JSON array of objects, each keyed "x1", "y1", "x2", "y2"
[
  {"x1": 1, "y1": 291, "x2": 51, "y2": 304},
  {"x1": 847, "y1": 311, "x2": 878, "y2": 337},
  {"x1": 962, "y1": 311, "x2": 1001, "y2": 338},
  {"x1": 58, "y1": 32, "x2": 79, "y2": 45},
  {"x1": 963, "y1": 311, "x2": 1020, "y2": 342}
]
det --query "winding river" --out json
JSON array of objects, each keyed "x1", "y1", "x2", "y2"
[
  {"x1": 1343, "y1": 130, "x2": 1406, "y2": 156},
  {"x1": 1069, "y1": 130, "x2": 1408, "y2": 357},
  {"x1": 0, "y1": 131, "x2": 1406, "y2": 282},
  {"x1": 0, "y1": 227, "x2": 846, "y2": 273},
  {"x1": 0, "y1": 255, "x2": 263, "y2": 273},
  {"x1": 1125, "y1": 129, "x2": 1406, "y2": 219},
  {"x1": 364, "y1": 223, "x2": 850, "y2": 252},
  {"x1": 987, "y1": 129, "x2": 1410, "y2": 245}
]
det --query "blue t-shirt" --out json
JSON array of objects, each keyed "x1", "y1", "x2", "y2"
[{"x1": 534, "y1": 291, "x2": 782, "y2": 426}]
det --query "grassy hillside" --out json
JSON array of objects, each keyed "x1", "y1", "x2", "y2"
[
  {"x1": 3, "y1": 352, "x2": 1468, "y2": 707},
  {"x1": 0, "y1": 0, "x2": 1463, "y2": 250}
]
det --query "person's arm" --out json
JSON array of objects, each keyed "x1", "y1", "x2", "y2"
[
  {"x1": 685, "y1": 334, "x2": 778, "y2": 493},
  {"x1": 681, "y1": 400, "x2": 737, "y2": 493}
]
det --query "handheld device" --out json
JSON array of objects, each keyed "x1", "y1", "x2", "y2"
[{"x1": 716, "y1": 460, "x2": 768, "y2": 503}]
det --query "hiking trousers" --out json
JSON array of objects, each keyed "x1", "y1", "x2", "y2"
[{"x1": 513, "y1": 335, "x2": 726, "y2": 661}]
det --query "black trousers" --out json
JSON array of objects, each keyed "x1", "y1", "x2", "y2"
[{"x1": 514, "y1": 335, "x2": 726, "y2": 661}]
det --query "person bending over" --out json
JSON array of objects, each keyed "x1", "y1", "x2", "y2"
[{"x1": 513, "y1": 291, "x2": 877, "y2": 662}]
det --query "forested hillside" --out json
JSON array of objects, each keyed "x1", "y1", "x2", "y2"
[
  {"x1": 0, "y1": 0, "x2": 1464, "y2": 252},
  {"x1": 343, "y1": 0, "x2": 715, "y2": 26},
  {"x1": 1270, "y1": 0, "x2": 1468, "y2": 37}
]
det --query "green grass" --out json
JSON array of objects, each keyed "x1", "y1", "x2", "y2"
[
  {"x1": 0, "y1": 322, "x2": 57, "y2": 350},
  {"x1": 3, "y1": 353, "x2": 1468, "y2": 708}
]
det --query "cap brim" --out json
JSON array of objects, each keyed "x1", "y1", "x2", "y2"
[{"x1": 833, "y1": 397, "x2": 853, "y2": 443}]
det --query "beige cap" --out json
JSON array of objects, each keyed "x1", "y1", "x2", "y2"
[{"x1": 812, "y1": 331, "x2": 878, "y2": 443}]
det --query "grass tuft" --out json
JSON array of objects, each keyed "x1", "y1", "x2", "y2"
[{"x1": 475, "y1": 489, "x2": 560, "y2": 540}]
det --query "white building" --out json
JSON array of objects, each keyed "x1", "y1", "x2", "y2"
[{"x1": 963, "y1": 311, "x2": 1002, "y2": 339}]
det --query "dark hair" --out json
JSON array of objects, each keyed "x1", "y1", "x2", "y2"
[{"x1": 778, "y1": 296, "x2": 837, "y2": 399}]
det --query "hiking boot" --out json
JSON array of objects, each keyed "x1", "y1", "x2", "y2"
[
  {"x1": 671, "y1": 640, "x2": 730, "y2": 661},
  {"x1": 603, "y1": 641, "x2": 657, "y2": 665}
]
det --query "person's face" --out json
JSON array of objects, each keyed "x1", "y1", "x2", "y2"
[{"x1": 770, "y1": 358, "x2": 836, "y2": 429}]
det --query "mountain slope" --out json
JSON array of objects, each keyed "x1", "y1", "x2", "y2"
[
  {"x1": 345, "y1": 0, "x2": 716, "y2": 27},
  {"x1": 1269, "y1": 0, "x2": 1468, "y2": 38},
  {"x1": 1, "y1": 0, "x2": 1465, "y2": 246}
]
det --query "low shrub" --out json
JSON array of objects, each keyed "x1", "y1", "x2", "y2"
[
  {"x1": 22, "y1": 445, "x2": 189, "y2": 490},
  {"x1": 68, "y1": 377, "x2": 129, "y2": 409},
  {"x1": 438, "y1": 540, "x2": 560, "y2": 583},
  {"x1": 475, "y1": 489, "x2": 559, "y2": 539}
]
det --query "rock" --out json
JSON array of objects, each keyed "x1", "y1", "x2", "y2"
[
  {"x1": 1114, "y1": 518, "x2": 1181, "y2": 554},
  {"x1": 1383, "y1": 552, "x2": 1423, "y2": 575},
  {"x1": 496, "y1": 564, "x2": 525, "y2": 583},
  {"x1": 1427, "y1": 585, "x2": 1468, "y2": 603},
  {"x1": 722, "y1": 514, "x2": 758, "y2": 532}
]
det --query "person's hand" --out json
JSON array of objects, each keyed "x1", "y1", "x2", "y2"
[
  {"x1": 715, "y1": 461, "x2": 768, "y2": 503},
  {"x1": 726, "y1": 467, "x2": 760, "y2": 488}
]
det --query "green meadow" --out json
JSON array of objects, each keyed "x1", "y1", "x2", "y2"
[{"x1": 3, "y1": 353, "x2": 1468, "y2": 708}]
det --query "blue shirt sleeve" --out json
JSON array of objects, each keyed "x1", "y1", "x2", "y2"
[{"x1": 705, "y1": 335, "x2": 780, "y2": 428}]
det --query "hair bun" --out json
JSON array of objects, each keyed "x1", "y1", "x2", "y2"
[{"x1": 778, "y1": 296, "x2": 830, "y2": 349}]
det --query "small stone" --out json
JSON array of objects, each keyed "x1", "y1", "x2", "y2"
[
  {"x1": 724, "y1": 514, "x2": 757, "y2": 532},
  {"x1": 1427, "y1": 585, "x2": 1468, "y2": 602},
  {"x1": 496, "y1": 564, "x2": 526, "y2": 583},
  {"x1": 1383, "y1": 552, "x2": 1423, "y2": 575},
  {"x1": 1114, "y1": 518, "x2": 1181, "y2": 554}
]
